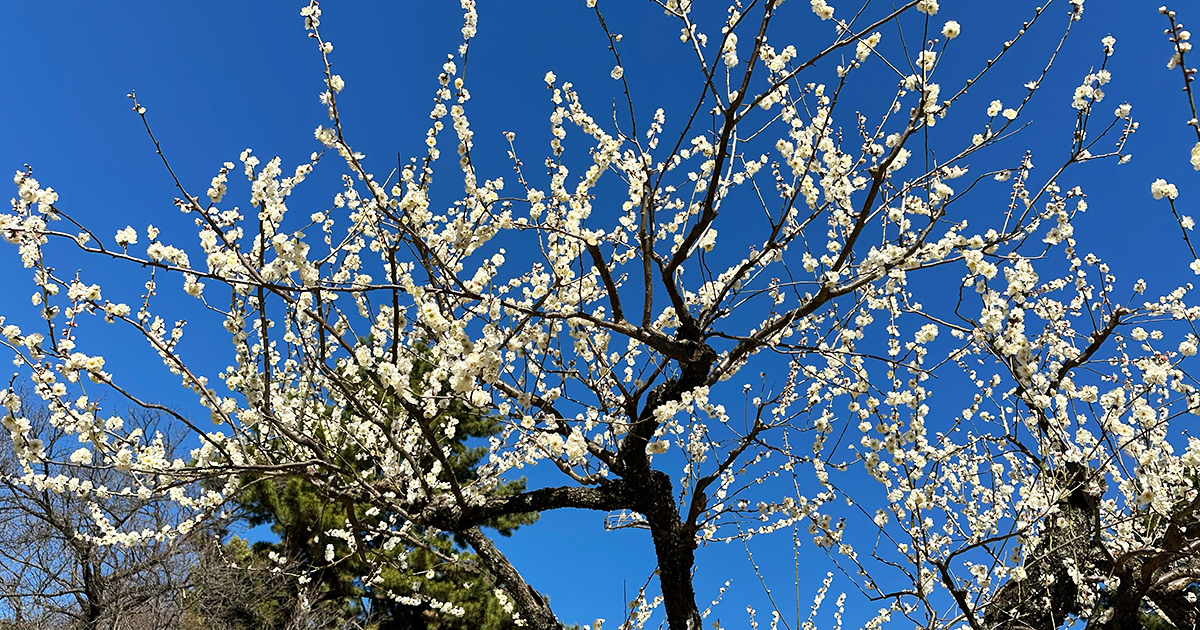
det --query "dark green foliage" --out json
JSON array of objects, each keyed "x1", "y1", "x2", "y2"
[{"x1": 193, "y1": 345, "x2": 537, "y2": 629}]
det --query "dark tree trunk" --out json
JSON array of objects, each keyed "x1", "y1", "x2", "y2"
[
  {"x1": 645, "y1": 501, "x2": 704, "y2": 630},
  {"x1": 984, "y1": 482, "x2": 1102, "y2": 630},
  {"x1": 462, "y1": 527, "x2": 563, "y2": 630},
  {"x1": 982, "y1": 464, "x2": 1200, "y2": 630},
  {"x1": 79, "y1": 554, "x2": 104, "y2": 630},
  {"x1": 632, "y1": 343, "x2": 715, "y2": 630}
]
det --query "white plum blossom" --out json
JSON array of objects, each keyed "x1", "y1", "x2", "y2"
[
  {"x1": 1151, "y1": 178, "x2": 1179, "y2": 200},
  {"x1": 914, "y1": 324, "x2": 939, "y2": 343},
  {"x1": 1, "y1": 3, "x2": 1199, "y2": 630},
  {"x1": 856, "y1": 33, "x2": 882, "y2": 61},
  {"x1": 811, "y1": 0, "x2": 834, "y2": 20},
  {"x1": 69, "y1": 447, "x2": 93, "y2": 465},
  {"x1": 114, "y1": 227, "x2": 138, "y2": 247},
  {"x1": 916, "y1": 51, "x2": 937, "y2": 72}
]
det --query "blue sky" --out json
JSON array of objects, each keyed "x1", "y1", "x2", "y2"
[{"x1": 3, "y1": 1, "x2": 1199, "y2": 627}]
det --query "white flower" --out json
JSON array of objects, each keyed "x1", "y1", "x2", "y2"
[
  {"x1": 1072, "y1": 84, "x2": 1095, "y2": 110},
  {"x1": 811, "y1": 0, "x2": 834, "y2": 20},
  {"x1": 1190, "y1": 259, "x2": 1200, "y2": 275},
  {"x1": 1115, "y1": 103, "x2": 1132, "y2": 118},
  {"x1": 183, "y1": 274, "x2": 205, "y2": 298},
  {"x1": 70, "y1": 447, "x2": 93, "y2": 465},
  {"x1": 723, "y1": 33, "x2": 739, "y2": 67},
  {"x1": 23, "y1": 333, "x2": 44, "y2": 351},
  {"x1": 941, "y1": 20, "x2": 960, "y2": 39},
  {"x1": 914, "y1": 324, "x2": 939, "y2": 343},
  {"x1": 610, "y1": 65, "x2": 624, "y2": 80},
  {"x1": 916, "y1": 0, "x2": 938, "y2": 15},
  {"x1": 916, "y1": 51, "x2": 937, "y2": 71},
  {"x1": 24, "y1": 438, "x2": 45, "y2": 461},
  {"x1": 565, "y1": 430, "x2": 588, "y2": 463},
  {"x1": 987, "y1": 100, "x2": 1003, "y2": 117},
  {"x1": 931, "y1": 181, "x2": 954, "y2": 200},
  {"x1": 314, "y1": 126, "x2": 337, "y2": 147},
  {"x1": 104, "y1": 302, "x2": 131, "y2": 318},
  {"x1": 1001, "y1": 108, "x2": 1018, "y2": 121},
  {"x1": 114, "y1": 227, "x2": 138, "y2": 247},
  {"x1": 1102, "y1": 35, "x2": 1116, "y2": 55},
  {"x1": 856, "y1": 33, "x2": 882, "y2": 61},
  {"x1": 84, "y1": 355, "x2": 105, "y2": 373},
  {"x1": 1151, "y1": 178, "x2": 1179, "y2": 201},
  {"x1": 1191, "y1": 141, "x2": 1200, "y2": 171},
  {"x1": 207, "y1": 166, "x2": 230, "y2": 204},
  {"x1": 544, "y1": 71, "x2": 557, "y2": 85},
  {"x1": 68, "y1": 282, "x2": 101, "y2": 302}
]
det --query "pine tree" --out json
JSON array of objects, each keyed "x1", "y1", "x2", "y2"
[{"x1": 194, "y1": 346, "x2": 537, "y2": 629}]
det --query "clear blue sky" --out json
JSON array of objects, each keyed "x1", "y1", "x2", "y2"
[{"x1": 2, "y1": 1, "x2": 1197, "y2": 627}]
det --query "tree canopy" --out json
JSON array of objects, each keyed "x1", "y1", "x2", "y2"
[
  {"x1": 222, "y1": 353, "x2": 537, "y2": 629},
  {"x1": 3, "y1": 1, "x2": 1200, "y2": 629}
]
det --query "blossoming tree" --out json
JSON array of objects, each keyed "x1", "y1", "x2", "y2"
[
  {"x1": 3, "y1": 0, "x2": 1200, "y2": 628},
  {"x1": 0, "y1": 396, "x2": 203, "y2": 629}
]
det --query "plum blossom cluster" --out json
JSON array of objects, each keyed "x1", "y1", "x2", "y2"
[{"x1": 2, "y1": 1, "x2": 1200, "y2": 630}]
